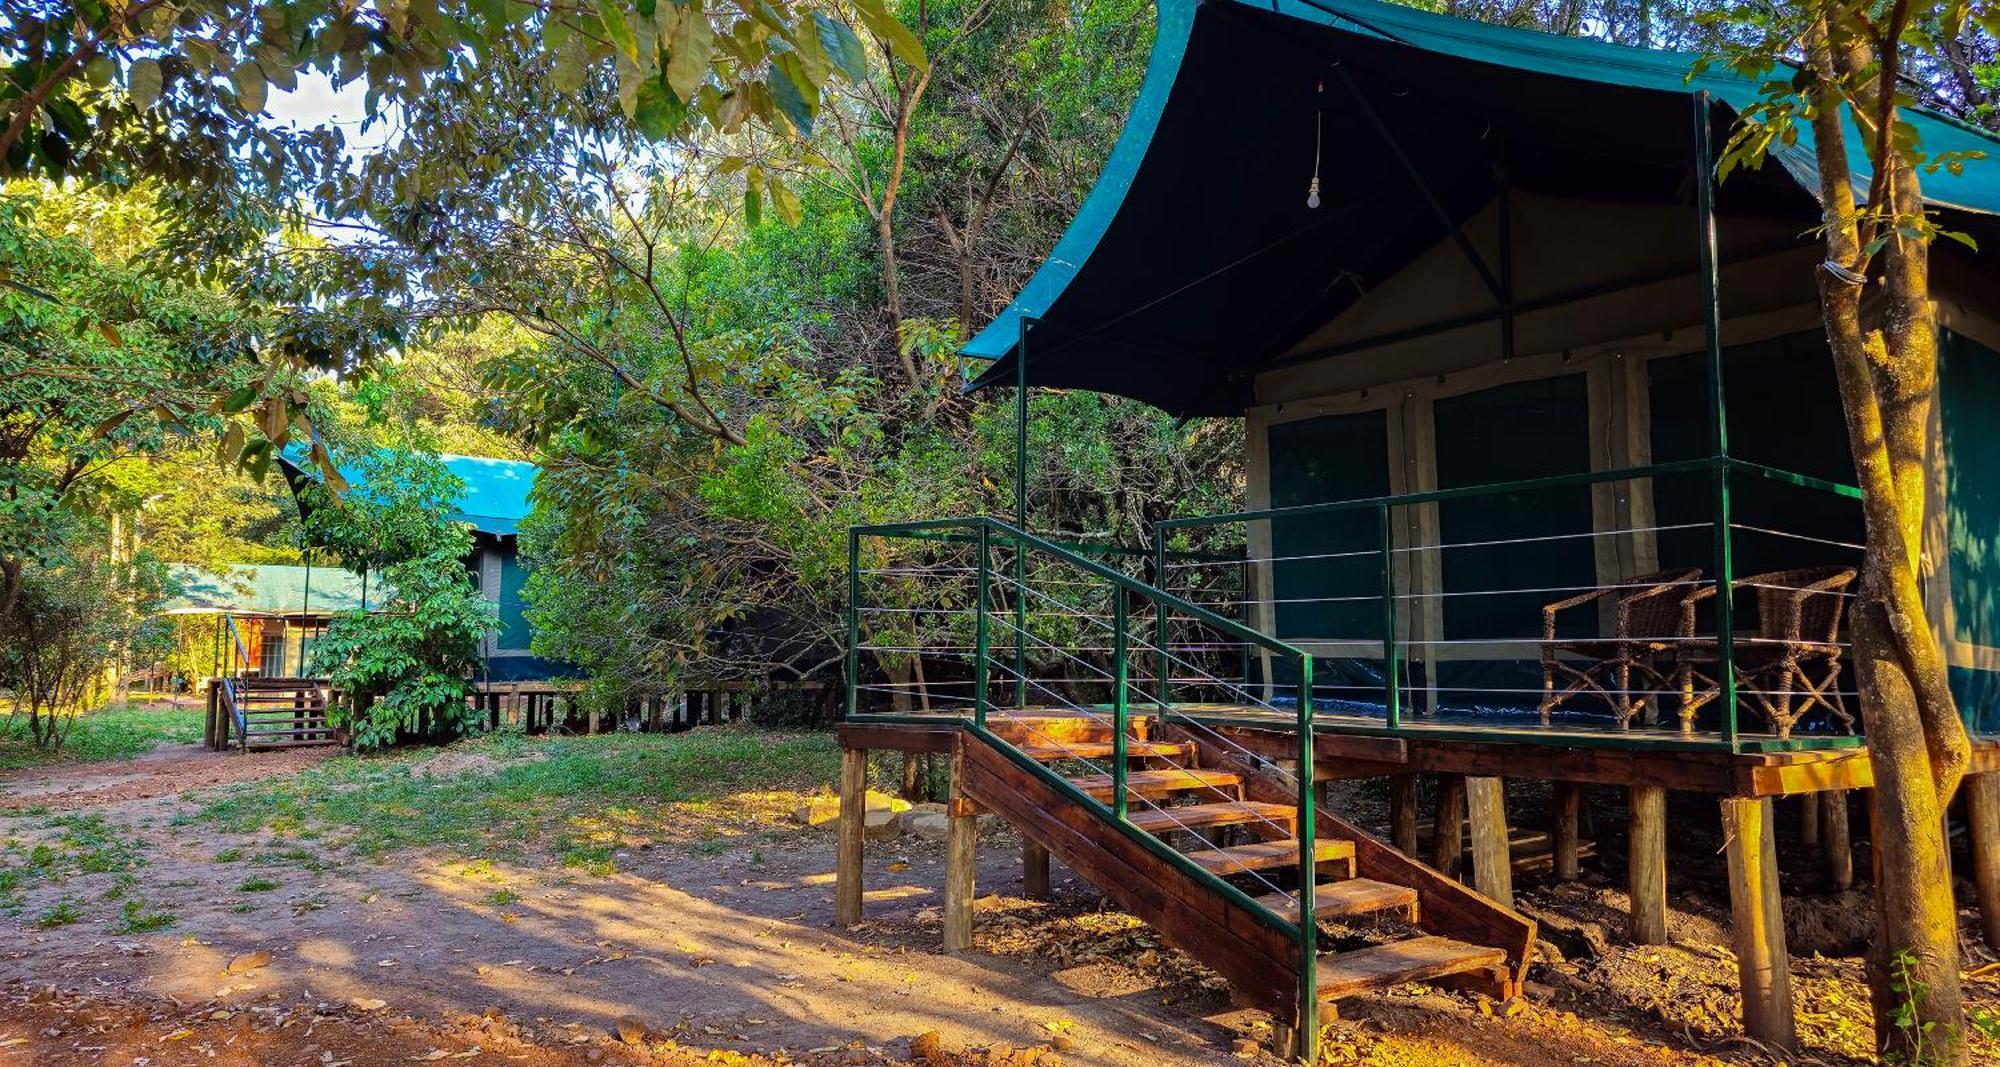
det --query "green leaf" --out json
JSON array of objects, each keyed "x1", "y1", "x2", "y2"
[
  {"x1": 766, "y1": 55, "x2": 815, "y2": 135},
  {"x1": 664, "y1": 10, "x2": 713, "y2": 102},
  {"x1": 128, "y1": 58, "x2": 162, "y2": 109},
  {"x1": 767, "y1": 174, "x2": 801, "y2": 225},
  {"x1": 222, "y1": 385, "x2": 260, "y2": 413},
  {"x1": 633, "y1": 78, "x2": 685, "y2": 140},
  {"x1": 814, "y1": 13, "x2": 868, "y2": 83},
  {"x1": 744, "y1": 182, "x2": 761, "y2": 227},
  {"x1": 233, "y1": 62, "x2": 269, "y2": 113},
  {"x1": 851, "y1": 0, "x2": 927, "y2": 72},
  {"x1": 85, "y1": 56, "x2": 115, "y2": 88},
  {"x1": 597, "y1": 0, "x2": 640, "y2": 64}
]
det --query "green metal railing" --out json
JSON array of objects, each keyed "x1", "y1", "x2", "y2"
[
  {"x1": 1154, "y1": 455, "x2": 1866, "y2": 754},
  {"x1": 846, "y1": 516, "x2": 1323, "y2": 1054}
]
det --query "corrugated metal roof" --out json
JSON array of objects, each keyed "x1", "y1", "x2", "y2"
[{"x1": 162, "y1": 564, "x2": 375, "y2": 616}]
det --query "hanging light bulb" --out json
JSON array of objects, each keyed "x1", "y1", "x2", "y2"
[{"x1": 1306, "y1": 81, "x2": 1324, "y2": 210}]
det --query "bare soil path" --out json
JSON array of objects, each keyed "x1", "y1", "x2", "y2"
[{"x1": 0, "y1": 730, "x2": 1991, "y2": 1066}]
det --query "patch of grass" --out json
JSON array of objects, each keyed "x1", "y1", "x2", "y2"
[
  {"x1": 483, "y1": 888, "x2": 520, "y2": 907},
  {"x1": 236, "y1": 877, "x2": 280, "y2": 892},
  {"x1": 115, "y1": 900, "x2": 175, "y2": 933},
  {"x1": 192, "y1": 728, "x2": 841, "y2": 863},
  {"x1": 8, "y1": 814, "x2": 143, "y2": 883},
  {"x1": 229, "y1": 902, "x2": 257, "y2": 913},
  {"x1": 35, "y1": 901, "x2": 80, "y2": 928},
  {"x1": 0, "y1": 705, "x2": 204, "y2": 770},
  {"x1": 250, "y1": 846, "x2": 323, "y2": 871},
  {"x1": 212, "y1": 848, "x2": 243, "y2": 863}
]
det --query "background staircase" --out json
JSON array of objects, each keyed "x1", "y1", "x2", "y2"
[{"x1": 213, "y1": 677, "x2": 339, "y2": 751}]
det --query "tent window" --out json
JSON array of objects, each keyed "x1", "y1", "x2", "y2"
[
  {"x1": 1433, "y1": 373, "x2": 1594, "y2": 644},
  {"x1": 498, "y1": 551, "x2": 531, "y2": 651},
  {"x1": 1648, "y1": 330, "x2": 1858, "y2": 579},
  {"x1": 1265, "y1": 408, "x2": 1391, "y2": 641}
]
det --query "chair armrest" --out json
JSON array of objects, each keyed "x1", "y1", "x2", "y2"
[{"x1": 1542, "y1": 587, "x2": 1618, "y2": 640}]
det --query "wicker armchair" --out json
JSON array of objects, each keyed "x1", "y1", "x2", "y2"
[
  {"x1": 1538, "y1": 568, "x2": 1705, "y2": 728},
  {"x1": 1673, "y1": 566, "x2": 1857, "y2": 738}
]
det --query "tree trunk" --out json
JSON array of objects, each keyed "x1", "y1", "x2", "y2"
[
  {"x1": 1855, "y1": 601, "x2": 1966, "y2": 1063},
  {"x1": 1797, "y1": 14, "x2": 1971, "y2": 1058}
]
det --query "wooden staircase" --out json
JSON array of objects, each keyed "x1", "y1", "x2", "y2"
[
  {"x1": 958, "y1": 711, "x2": 1534, "y2": 1045},
  {"x1": 219, "y1": 677, "x2": 339, "y2": 751}
]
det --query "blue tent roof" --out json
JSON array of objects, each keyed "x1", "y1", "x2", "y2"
[
  {"x1": 280, "y1": 447, "x2": 537, "y2": 537},
  {"x1": 963, "y1": 0, "x2": 2000, "y2": 414}
]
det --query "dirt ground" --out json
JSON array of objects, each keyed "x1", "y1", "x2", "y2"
[{"x1": 0, "y1": 736, "x2": 1996, "y2": 1066}]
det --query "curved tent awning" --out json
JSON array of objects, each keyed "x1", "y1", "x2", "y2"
[{"x1": 964, "y1": 0, "x2": 2000, "y2": 416}]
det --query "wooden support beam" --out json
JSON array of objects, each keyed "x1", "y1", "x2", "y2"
[
  {"x1": 1822, "y1": 789, "x2": 1853, "y2": 891},
  {"x1": 1628, "y1": 785, "x2": 1667, "y2": 945},
  {"x1": 1390, "y1": 774, "x2": 1419, "y2": 855},
  {"x1": 1799, "y1": 791, "x2": 1820, "y2": 848},
  {"x1": 1466, "y1": 776, "x2": 1513, "y2": 907},
  {"x1": 1969, "y1": 774, "x2": 2000, "y2": 951},
  {"x1": 836, "y1": 747, "x2": 867, "y2": 928},
  {"x1": 944, "y1": 749, "x2": 977, "y2": 954},
  {"x1": 1552, "y1": 782, "x2": 1582, "y2": 882},
  {"x1": 1433, "y1": 774, "x2": 1466, "y2": 878},
  {"x1": 1721, "y1": 796, "x2": 1797, "y2": 1050},
  {"x1": 1023, "y1": 839, "x2": 1051, "y2": 901}
]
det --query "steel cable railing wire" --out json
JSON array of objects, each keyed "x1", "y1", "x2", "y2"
[
  {"x1": 859, "y1": 524, "x2": 1317, "y2": 867},
  {"x1": 853, "y1": 524, "x2": 1320, "y2": 931},
  {"x1": 983, "y1": 655, "x2": 1302, "y2": 909},
  {"x1": 981, "y1": 567, "x2": 1311, "y2": 875},
  {"x1": 984, "y1": 589, "x2": 1310, "y2": 852}
]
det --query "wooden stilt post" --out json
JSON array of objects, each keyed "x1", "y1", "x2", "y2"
[
  {"x1": 944, "y1": 748, "x2": 976, "y2": 953},
  {"x1": 1821, "y1": 789, "x2": 1852, "y2": 891},
  {"x1": 1721, "y1": 796, "x2": 1796, "y2": 1049},
  {"x1": 1022, "y1": 839, "x2": 1051, "y2": 901},
  {"x1": 1799, "y1": 791, "x2": 1820, "y2": 848},
  {"x1": 1390, "y1": 774, "x2": 1419, "y2": 855},
  {"x1": 836, "y1": 747, "x2": 867, "y2": 928},
  {"x1": 1968, "y1": 773, "x2": 2000, "y2": 950},
  {"x1": 1465, "y1": 777, "x2": 1513, "y2": 907},
  {"x1": 1433, "y1": 774, "x2": 1466, "y2": 878},
  {"x1": 1628, "y1": 785, "x2": 1668, "y2": 944},
  {"x1": 1552, "y1": 782, "x2": 1582, "y2": 882}
]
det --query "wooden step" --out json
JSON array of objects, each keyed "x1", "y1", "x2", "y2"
[
  {"x1": 1183, "y1": 837, "x2": 1353, "y2": 876},
  {"x1": 1067, "y1": 769, "x2": 1242, "y2": 803},
  {"x1": 1016, "y1": 740, "x2": 1193, "y2": 763},
  {"x1": 1253, "y1": 878, "x2": 1418, "y2": 923},
  {"x1": 1314, "y1": 936, "x2": 1510, "y2": 1001},
  {"x1": 1128, "y1": 800, "x2": 1295, "y2": 837},
  {"x1": 242, "y1": 729, "x2": 335, "y2": 739},
  {"x1": 985, "y1": 712, "x2": 1149, "y2": 746}
]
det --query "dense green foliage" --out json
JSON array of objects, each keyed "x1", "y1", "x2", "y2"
[{"x1": 0, "y1": 182, "x2": 271, "y2": 746}]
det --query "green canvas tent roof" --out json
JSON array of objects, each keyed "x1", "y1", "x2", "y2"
[
  {"x1": 279, "y1": 447, "x2": 537, "y2": 537},
  {"x1": 964, "y1": 0, "x2": 2000, "y2": 415},
  {"x1": 162, "y1": 564, "x2": 371, "y2": 616}
]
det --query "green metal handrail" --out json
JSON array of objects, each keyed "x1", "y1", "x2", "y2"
[
  {"x1": 847, "y1": 515, "x2": 1321, "y2": 1043},
  {"x1": 1153, "y1": 455, "x2": 1865, "y2": 754}
]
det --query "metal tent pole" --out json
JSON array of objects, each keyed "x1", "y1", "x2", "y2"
[
  {"x1": 1693, "y1": 90, "x2": 1738, "y2": 749},
  {"x1": 1012, "y1": 317, "x2": 1032, "y2": 709}
]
